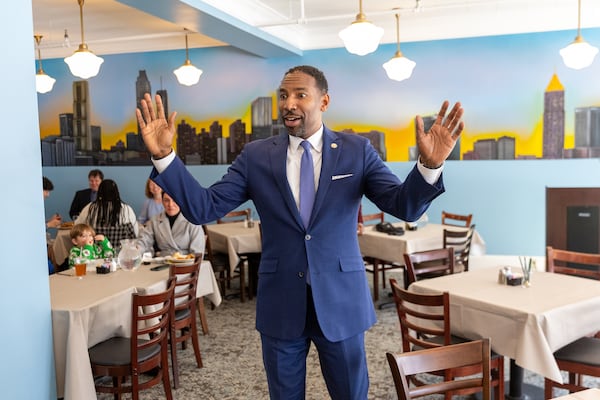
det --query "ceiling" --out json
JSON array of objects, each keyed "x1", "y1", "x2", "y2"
[{"x1": 32, "y1": 0, "x2": 600, "y2": 60}]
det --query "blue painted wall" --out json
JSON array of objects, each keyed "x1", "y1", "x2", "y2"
[
  {"x1": 43, "y1": 158, "x2": 600, "y2": 256},
  {"x1": 0, "y1": 1, "x2": 56, "y2": 398}
]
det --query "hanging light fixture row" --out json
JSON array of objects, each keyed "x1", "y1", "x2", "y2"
[
  {"x1": 64, "y1": 0, "x2": 104, "y2": 79},
  {"x1": 560, "y1": 0, "x2": 598, "y2": 70},
  {"x1": 340, "y1": 1, "x2": 415, "y2": 81},
  {"x1": 173, "y1": 29, "x2": 203, "y2": 86},
  {"x1": 34, "y1": 35, "x2": 56, "y2": 94}
]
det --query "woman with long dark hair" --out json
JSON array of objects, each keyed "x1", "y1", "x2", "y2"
[{"x1": 75, "y1": 179, "x2": 139, "y2": 243}]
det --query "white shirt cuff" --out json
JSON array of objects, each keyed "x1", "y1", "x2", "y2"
[
  {"x1": 152, "y1": 150, "x2": 176, "y2": 173},
  {"x1": 417, "y1": 160, "x2": 443, "y2": 185}
]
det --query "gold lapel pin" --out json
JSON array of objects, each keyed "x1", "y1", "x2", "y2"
[{"x1": 331, "y1": 143, "x2": 338, "y2": 149}]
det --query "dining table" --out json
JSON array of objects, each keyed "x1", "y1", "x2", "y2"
[
  {"x1": 204, "y1": 221, "x2": 262, "y2": 275},
  {"x1": 551, "y1": 388, "x2": 600, "y2": 399},
  {"x1": 358, "y1": 222, "x2": 486, "y2": 263},
  {"x1": 409, "y1": 266, "x2": 600, "y2": 400},
  {"x1": 50, "y1": 259, "x2": 222, "y2": 400},
  {"x1": 358, "y1": 222, "x2": 485, "y2": 300},
  {"x1": 52, "y1": 226, "x2": 74, "y2": 266}
]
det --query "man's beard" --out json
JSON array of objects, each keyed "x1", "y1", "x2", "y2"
[{"x1": 280, "y1": 114, "x2": 307, "y2": 138}]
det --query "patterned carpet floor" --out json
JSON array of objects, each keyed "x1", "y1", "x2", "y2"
[{"x1": 97, "y1": 270, "x2": 597, "y2": 399}]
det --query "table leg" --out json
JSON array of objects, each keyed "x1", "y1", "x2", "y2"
[{"x1": 505, "y1": 359, "x2": 543, "y2": 400}]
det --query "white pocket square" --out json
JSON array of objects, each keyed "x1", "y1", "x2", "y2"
[{"x1": 332, "y1": 174, "x2": 353, "y2": 181}]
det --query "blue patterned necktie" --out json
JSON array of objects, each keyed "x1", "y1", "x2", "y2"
[{"x1": 299, "y1": 140, "x2": 315, "y2": 228}]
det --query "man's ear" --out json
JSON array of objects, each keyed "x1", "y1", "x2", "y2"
[{"x1": 320, "y1": 93, "x2": 330, "y2": 112}]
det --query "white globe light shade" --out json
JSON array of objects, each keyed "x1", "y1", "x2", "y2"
[
  {"x1": 36, "y1": 72, "x2": 56, "y2": 94},
  {"x1": 64, "y1": 46, "x2": 104, "y2": 79},
  {"x1": 383, "y1": 55, "x2": 416, "y2": 82},
  {"x1": 339, "y1": 21, "x2": 384, "y2": 56},
  {"x1": 560, "y1": 39, "x2": 599, "y2": 70},
  {"x1": 174, "y1": 61, "x2": 203, "y2": 86}
]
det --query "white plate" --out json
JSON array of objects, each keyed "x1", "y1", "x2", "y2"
[{"x1": 165, "y1": 256, "x2": 195, "y2": 264}]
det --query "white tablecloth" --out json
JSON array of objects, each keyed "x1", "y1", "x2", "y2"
[
  {"x1": 205, "y1": 221, "x2": 261, "y2": 273},
  {"x1": 52, "y1": 228, "x2": 72, "y2": 266},
  {"x1": 50, "y1": 260, "x2": 221, "y2": 400},
  {"x1": 358, "y1": 223, "x2": 485, "y2": 264},
  {"x1": 410, "y1": 267, "x2": 600, "y2": 383},
  {"x1": 551, "y1": 388, "x2": 600, "y2": 399}
]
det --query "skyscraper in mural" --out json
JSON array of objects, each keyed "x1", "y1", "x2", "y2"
[
  {"x1": 573, "y1": 106, "x2": 600, "y2": 157},
  {"x1": 72, "y1": 80, "x2": 91, "y2": 152},
  {"x1": 251, "y1": 97, "x2": 273, "y2": 141},
  {"x1": 136, "y1": 70, "x2": 151, "y2": 136},
  {"x1": 542, "y1": 73, "x2": 565, "y2": 159}
]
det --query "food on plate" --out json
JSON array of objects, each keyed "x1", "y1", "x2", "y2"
[{"x1": 172, "y1": 252, "x2": 195, "y2": 260}]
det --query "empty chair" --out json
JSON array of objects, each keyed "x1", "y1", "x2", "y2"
[
  {"x1": 88, "y1": 278, "x2": 175, "y2": 400},
  {"x1": 403, "y1": 247, "x2": 455, "y2": 289},
  {"x1": 546, "y1": 246, "x2": 600, "y2": 280},
  {"x1": 217, "y1": 208, "x2": 251, "y2": 224},
  {"x1": 169, "y1": 259, "x2": 203, "y2": 389},
  {"x1": 389, "y1": 279, "x2": 504, "y2": 399},
  {"x1": 443, "y1": 224, "x2": 476, "y2": 272},
  {"x1": 441, "y1": 211, "x2": 472, "y2": 227},
  {"x1": 544, "y1": 246, "x2": 600, "y2": 398},
  {"x1": 386, "y1": 339, "x2": 492, "y2": 400}
]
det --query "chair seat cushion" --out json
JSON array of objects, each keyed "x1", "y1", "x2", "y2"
[
  {"x1": 555, "y1": 337, "x2": 600, "y2": 367},
  {"x1": 88, "y1": 337, "x2": 160, "y2": 366},
  {"x1": 175, "y1": 307, "x2": 191, "y2": 321}
]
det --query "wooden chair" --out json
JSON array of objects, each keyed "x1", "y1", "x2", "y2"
[
  {"x1": 217, "y1": 208, "x2": 251, "y2": 224},
  {"x1": 441, "y1": 211, "x2": 472, "y2": 227},
  {"x1": 403, "y1": 247, "x2": 455, "y2": 289},
  {"x1": 386, "y1": 339, "x2": 492, "y2": 400},
  {"x1": 389, "y1": 279, "x2": 504, "y2": 400},
  {"x1": 443, "y1": 224, "x2": 476, "y2": 272},
  {"x1": 359, "y1": 211, "x2": 403, "y2": 301},
  {"x1": 88, "y1": 278, "x2": 175, "y2": 400},
  {"x1": 546, "y1": 246, "x2": 600, "y2": 280},
  {"x1": 545, "y1": 246, "x2": 600, "y2": 398},
  {"x1": 202, "y1": 224, "x2": 238, "y2": 298},
  {"x1": 169, "y1": 259, "x2": 203, "y2": 389}
]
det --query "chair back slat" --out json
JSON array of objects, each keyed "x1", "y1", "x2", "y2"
[
  {"x1": 546, "y1": 246, "x2": 600, "y2": 279},
  {"x1": 386, "y1": 339, "x2": 492, "y2": 400},
  {"x1": 441, "y1": 211, "x2": 472, "y2": 227}
]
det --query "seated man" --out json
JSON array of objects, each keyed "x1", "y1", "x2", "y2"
[
  {"x1": 136, "y1": 191, "x2": 205, "y2": 257},
  {"x1": 69, "y1": 169, "x2": 103, "y2": 220}
]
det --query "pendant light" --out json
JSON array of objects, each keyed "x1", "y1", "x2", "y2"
[
  {"x1": 382, "y1": 13, "x2": 416, "y2": 82},
  {"x1": 339, "y1": 0, "x2": 384, "y2": 56},
  {"x1": 560, "y1": 0, "x2": 598, "y2": 70},
  {"x1": 173, "y1": 30, "x2": 203, "y2": 86},
  {"x1": 34, "y1": 35, "x2": 56, "y2": 94},
  {"x1": 64, "y1": 0, "x2": 104, "y2": 79}
]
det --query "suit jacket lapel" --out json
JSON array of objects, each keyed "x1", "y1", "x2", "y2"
[
  {"x1": 268, "y1": 134, "x2": 303, "y2": 227},
  {"x1": 311, "y1": 127, "x2": 340, "y2": 225}
]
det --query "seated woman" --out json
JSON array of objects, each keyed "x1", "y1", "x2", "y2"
[
  {"x1": 137, "y1": 178, "x2": 164, "y2": 225},
  {"x1": 136, "y1": 191, "x2": 204, "y2": 257},
  {"x1": 75, "y1": 179, "x2": 139, "y2": 245}
]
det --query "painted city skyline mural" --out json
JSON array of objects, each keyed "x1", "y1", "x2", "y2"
[{"x1": 37, "y1": 27, "x2": 600, "y2": 166}]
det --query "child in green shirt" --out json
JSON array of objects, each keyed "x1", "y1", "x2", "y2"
[{"x1": 68, "y1": 223, "x2": 115, "y2": 267}]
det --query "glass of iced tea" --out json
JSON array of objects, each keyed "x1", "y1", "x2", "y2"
[{"x1": 74, "y1": 260, "x2": 87, "y2": 279}]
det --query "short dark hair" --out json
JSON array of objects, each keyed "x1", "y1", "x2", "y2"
[
  {"x1": 88, "y1": 169, "x2": 104, "y2": 179},
  {"x1": 43, "y1": 177, "x2": 54, "y2": 191},
  {"x1": 284, "y1": 65, "x2": 328, "y2": 94}
]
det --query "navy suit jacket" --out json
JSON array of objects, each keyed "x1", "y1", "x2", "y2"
[
  {"x1": 69, "y1": 188, "x2": 93, "y2": 220},
  {"x1": 151, "y1": 127, "x2": 444, "y2": 342}
]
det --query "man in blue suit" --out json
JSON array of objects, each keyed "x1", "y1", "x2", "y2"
[{"x1": 136, "y1": 65, "x2": 463, "y2": 399}]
